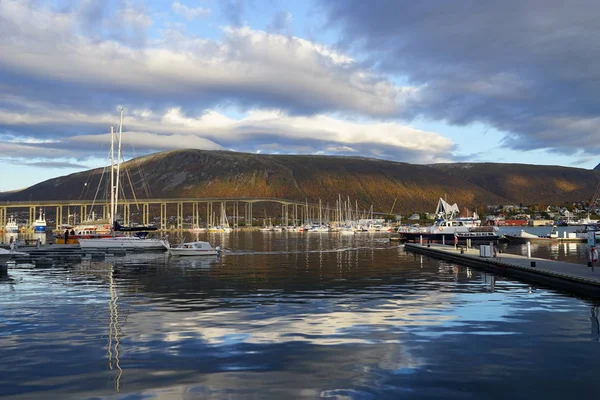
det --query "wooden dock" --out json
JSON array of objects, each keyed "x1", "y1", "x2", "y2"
[{"x1": 404, "y1": 243, "x2": 600, "y2": 297}]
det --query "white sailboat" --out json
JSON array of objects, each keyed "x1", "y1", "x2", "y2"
[{"x1": 79, "y1": 109, "x2": 169, "y2": 251}]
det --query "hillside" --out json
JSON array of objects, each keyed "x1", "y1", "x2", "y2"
[
  {"x1": 3, "y1": 151, "x2": 599, "y2": 214},
  {"x1": 2, "y1": 150, "x2": 512, "y2": 214},
  {"x1": 429, "y1": 163, "x2": 600, "y2": 205}
]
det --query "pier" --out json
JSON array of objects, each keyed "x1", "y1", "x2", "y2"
[{"x1": 404, "y1": 243, "x2": 600, "y2": 297}]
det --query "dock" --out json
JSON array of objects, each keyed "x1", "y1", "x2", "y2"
[{"x1": 404, "y1": 243, "x2": 600, "y2": 297}]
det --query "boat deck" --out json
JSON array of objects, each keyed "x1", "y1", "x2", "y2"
[{"x1": 404, "y1": 243, "x2": 600, "y2": 297}]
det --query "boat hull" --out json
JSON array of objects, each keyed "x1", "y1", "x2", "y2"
[
  {"x1": 168, "y1": 249, "x2": 219, "y2": 256},
  {"x1": 504, "y1": 235, "x2": 586, "y2": 244},
  {"x1": 79, "y1": 237, "x2": 168, "y2": 251},
  {"x1": 398, "y1": 232, "x2": 500, "y2": 243}
]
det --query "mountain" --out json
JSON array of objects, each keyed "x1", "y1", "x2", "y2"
[
  {"x1": 429, "y1": 163, "x2": 600, "y2": 206},
  {"x1": 2, "y1": 150, "x2": 599, "y2": 214}
]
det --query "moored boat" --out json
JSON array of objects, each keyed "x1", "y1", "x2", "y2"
[
  {"x1": 32, "y1": 209, "x2": 47, "y2": 233},
  {"x1": 168, "y1": 241, "x2": 221, "y2": 256},
  {"x1": 397, "y1": 197, "x2": 500, "y2": 243},
  {"x1": 79, "y1": 232, "x2": 170, "y2": 251},
  {"x1": 5, "y1": 216, "x2": 18, "y2": 233},
  {"x1": 505, "y1": 227, "x2": 585, "y2": 244},
  {"x1": 77, "y1": 108, "x2": 169, "y2": 252}
]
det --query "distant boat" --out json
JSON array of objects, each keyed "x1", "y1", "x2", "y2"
[
  {"x1": 5, "y1": 216, "x2": 18, "y2": 233},
  {"x1": 32, "y1": 209, "x2": 46, "y2": 233},
  {"x1": 168, "y1": 241, "x2": 220, "y2": 257},
  {"x1": 397, "y1": 197, "x2": 500, "y2": 243}
]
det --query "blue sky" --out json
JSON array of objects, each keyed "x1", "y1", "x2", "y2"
[{"x1": 1, "y1": 0, "x2": 599, "y2": 192}]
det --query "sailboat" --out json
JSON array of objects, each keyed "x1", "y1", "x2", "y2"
[{"x1": 79, "y1": 109, "x2": 169, "y2": 251}]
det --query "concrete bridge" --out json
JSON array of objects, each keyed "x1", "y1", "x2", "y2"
[{"x1": 0, "y1": 197, "x2": 383, "y2": 231}]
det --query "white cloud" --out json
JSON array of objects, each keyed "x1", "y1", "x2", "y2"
[
  {"x1": 0, "y1": 106, "x2": 454, "y2": 163},
  {"x1": 0, "y1": 0, "x2": 411, "y2": 118},
  {"x1": 171, "y1": 1, "x2": 211, "y2": 20}
]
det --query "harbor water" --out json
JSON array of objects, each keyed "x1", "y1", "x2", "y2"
[{"x1": 1, "y1": 229, "x2": 600, "y2": 399}]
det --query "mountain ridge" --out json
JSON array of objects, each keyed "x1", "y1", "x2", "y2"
[{"x1": 2, "y1": 150, "x2": 598, "y2": 214}]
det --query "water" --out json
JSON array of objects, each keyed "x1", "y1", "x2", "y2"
[{"x1": 1, "y1": 231, "x2": 600, "y2": 399}]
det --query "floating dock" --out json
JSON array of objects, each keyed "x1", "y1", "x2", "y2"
[{"x1": 404, "y1": 243, "x2": 600, "y2": 297}]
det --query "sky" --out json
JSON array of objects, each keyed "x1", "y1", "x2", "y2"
[{"x1": 1, "y1": 0, "x2": 599, "y2": 192}]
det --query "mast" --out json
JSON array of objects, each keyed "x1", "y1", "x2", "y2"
[
  {"x1": 110, "y1": 125, "x2": 115, "y2": 224},
  {"x1": 114, "y1": 108, "x2": 124, "y2": 225}
]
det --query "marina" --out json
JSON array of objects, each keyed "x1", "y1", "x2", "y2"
[{"x1": 2, "y1": 230, "x2": 600, "y2": 399}]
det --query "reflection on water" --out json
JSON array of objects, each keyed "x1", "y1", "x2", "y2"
[{"x1": 1, "y1": 231, "x2": 600, "y2": 399}]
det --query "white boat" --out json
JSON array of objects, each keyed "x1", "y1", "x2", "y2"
[
  {"x1": 397, "y1": 197, "x2": 499, "y2": 242},
  {"x1": 78, "y1": 109, "x2": 168, "y2": 252},
  {"x1": 168, "y1": 241, "x2": 221, "y2": 256},
  {"x1": 32, "y1": 209, "x2": 46, "y2": 233},
  {"x1": 79, "y1": 233, "x2": 170, "y2": 250},
  {"x1": 5, "y1": 216, "x2": 18, "y2": 233}
]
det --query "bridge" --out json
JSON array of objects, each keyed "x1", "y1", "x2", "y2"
[{"x1": 0, "y1": 197, "x2": 385, "y2": 231}]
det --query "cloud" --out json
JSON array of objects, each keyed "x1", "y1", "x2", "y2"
[
  {"x1": 0, "y1": 106, "x2": 455, "y2": 164},
  {"x1": 0, "y1": 0, "x2": 410, "y2": 128},
  {"x1": 171, "y1": 1, "x2": 210, "y2": 20},
  {"x1": 319, "y1": 0, "x2": 600, "y2": 157}
]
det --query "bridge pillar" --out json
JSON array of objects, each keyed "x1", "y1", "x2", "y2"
[
  {"x1": 0, "y1": 207, "x2": 6, "y2": 231},
  {"x1": 249, "y1": 202, "x2": 252, "y2": 227},
  {"x1": 123, "y1": 203, "x2": 130, "y2": 226},
  {"x1": 160, "y1": 203, "x2": 167, "y2": 230},
  {"x1": 177, "y1": 202, "x2": 183, "y2": 230},
  {"x1": 56, "y1": 206, "x2": 62, "y2": 230},
  {"x1": 143, "y1": 203, "x2": 149, "y2": 226},
  {"x1": 29, "y1": 206, "x2": 35, "y2": 230}
]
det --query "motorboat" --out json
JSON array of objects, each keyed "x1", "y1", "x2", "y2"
[
  {"x1": 397, "y1": 198, "x2": 499, "y2": 243},
  {"x1": 504, "y1": 229, "x2": 558, "y2": 244},
  {"x1": 397, "y1": 219, "x2": 499, "y2": 243},
  {"x1": 504, "y1": 227, "x2": 585, "y2": 244},
  {"x1": 54, "y1": 222, "x2": 114, "y2": 245},
  {"x1": 168, "y1": 241, "x2": 221, "y2": 256}
]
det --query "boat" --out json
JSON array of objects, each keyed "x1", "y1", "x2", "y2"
[
  {"x1": 168, "y1": 241, "x2": 221, "y2": 256},
  {"x1": 397, "y1": 198, "x2": 500, "y2": 243},
  {"x1": 5, "y1": 216, "x2": 18, "y2": 233},
  {"x1": 79, "y1": 231, "x2": 170, "y2": 250},
  {"x1": 32, "y1": 209, "x2": 47, "y2": 233},
  {"x1": 78, "y1": 109, "x2": 169, "y2": 252},
  {"x1": 505, "y1": 227, "x2": 586, "y2": 244},
  {"x1": 54, "y1": 221, "x2": 114, "y2": 245}
]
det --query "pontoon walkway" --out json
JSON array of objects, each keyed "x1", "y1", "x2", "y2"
[{"x1": 404, "y1": 243, "x2": 600, "y2": 297}]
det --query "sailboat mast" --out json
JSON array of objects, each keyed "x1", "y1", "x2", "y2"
[
  {"x1": 110, "y1": 125, "x2": 115, "y2": 224},
  {"x1": 114, "y1": 108, "x2": 124, "y2": 224}
]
